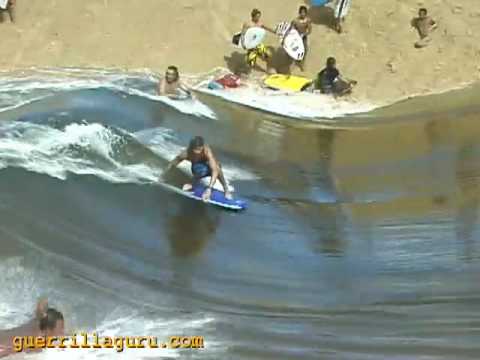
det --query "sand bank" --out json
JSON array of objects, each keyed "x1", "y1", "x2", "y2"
[{"x1": 0, "y1": 0, "x2": 479, "y2": 106}]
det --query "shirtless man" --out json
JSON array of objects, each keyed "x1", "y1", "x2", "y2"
[
  {"x1": 289, "y1": 6, "x2": 312, "y2": 71},
  {"x1": 0, "y1": 0, "x2": 15, "y2": 23},
  {"x1": 163, "y1": 136, "x2": 232, "y2": 200},
  {"x1": 158, "y1": 66, "x2": 191, "y2": 99},
  {"x1": 242, "y1": 9, "x2": 276, "y2": 71},
  {"x1": 0, "y1": 299, "x2": 64, "y2": 358},
  {"x1": 411, "y1": 8, "x2": 437, "y2": 48}
]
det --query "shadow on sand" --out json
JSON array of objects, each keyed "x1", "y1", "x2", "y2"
[{"x1": 304, "y1": 0, "x2": 336, "y2": 29}]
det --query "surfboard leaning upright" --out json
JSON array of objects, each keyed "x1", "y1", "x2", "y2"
[{"x1": 335, "y1": 0, "x2": 352, "y2": 19}]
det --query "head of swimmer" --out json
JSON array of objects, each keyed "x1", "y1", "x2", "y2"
[
  {"x1": 418, "y1": 8, "x2": 428, "y2": 19},
  {"x1": 188, "y1": 136, "x2": 205, "y2": 157},
  {"x1": 326, "y1": 57, "x2": 337, "y2": 70},
  {"x1": 39, "y1": 308, "x2": 64, "y2": 337},
  {"x1": 165, "y1": 65, "x2": 179, "y2": 84},
  {"x1": 298, "y1": 6, "x2": 308, "y2": 19},
  {"x1": 251, "y1": 9, "x2": 262, "y2": 23}
]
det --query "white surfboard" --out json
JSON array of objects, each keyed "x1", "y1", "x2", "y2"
[
  {"x1": 335, "y1": 0, "x2": 352, "y2": 19},
  {"x1": 0, "y1": 0, "x2": 9, "y2": 10},
  {"x1": 241, "y1": 27, "x2": 266, "y2": 50},
  {"x1": 282, "y1": 28, "x2": 305, "y2": 61},
  {"x1": 275, "y1": 21, "x2": 291, "y2": 37}
]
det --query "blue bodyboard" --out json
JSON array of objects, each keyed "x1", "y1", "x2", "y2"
[
  {"x1": 190, "y1": 184, "x2": 247, "y2": 211},
  {"x1": 158, "y1": 181, "x2": 247, "y2": 211}
]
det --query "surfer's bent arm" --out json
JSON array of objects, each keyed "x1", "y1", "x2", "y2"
[
  {"x1": 205, "y1": 147, "x2": 219, "y2": 189},
  {"x1": 164, "y1": 151, "x2": 187, "y2": 173},
  {"x1": 179, "y1": 82, "x2": 192, "y2": 95},
  {"x1": 306, "y1": 19, "x2": 312, "y2": 35},
  {"x1": 158, "y1": 79, "x2": 166, "y2": 95},
  {"x1": 262, "y1": 24, "x2": 276, "y2": 34}
]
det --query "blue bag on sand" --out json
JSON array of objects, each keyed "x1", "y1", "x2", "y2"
[
  {"x1": 311, "y1": 0, "x2": 329, "y2": 6},
  {"x1": 207, "y1": 81, "x2": 224, "y2": 90}
]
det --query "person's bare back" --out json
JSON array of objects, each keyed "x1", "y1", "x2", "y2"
[{"x1": 411, "y1": 8, "x2": 437, "y2": 48}]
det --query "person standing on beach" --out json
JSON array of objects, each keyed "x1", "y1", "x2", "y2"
[
  {"x1": 334, "y1": 0, "x2": 351, "y2": 33},
  {"x1": 158, "y1": 66, "x2": 191, "y2": 99},
  {"x1": 242, "y1": 9, "x2": 275, "y2": 72},
  {"x1": 411, "y1": 8, "x2": 437, "y2": 48},
  {"x1": 291, "y1": 6, "x2": 312, "y2": 71},
  {"x1": 0, "y1": 0, "x2": 15, "y2": 23}
]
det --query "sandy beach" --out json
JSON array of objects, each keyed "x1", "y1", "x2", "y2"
[{"x1": 0, "y1": 0, "x2": 479, "y2": 106}]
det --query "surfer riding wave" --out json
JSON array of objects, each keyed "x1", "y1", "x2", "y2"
[{"x1": 163, "y1": 136, "x2": 233, "y2": 201}]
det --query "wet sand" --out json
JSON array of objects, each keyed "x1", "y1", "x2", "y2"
[{"x1": 0, "y1": 0, "x2": 479, "y2": 106}]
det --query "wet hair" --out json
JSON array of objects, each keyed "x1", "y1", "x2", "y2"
[
  {"x1": 166, "y1": 65, "x2": 179, "y2": 80},
  {"x1": 251, "y1": 9, "x2": 261, "y2": 18},
  {"x1": 187, "y1": 136, "x2": 205, "y2": 156},
  {"x1": 419, "y1": 8, "x2": 427, "y2": 15},
  {"x1": 39, "y1": 308, "x2": 64, "y2": 331},
  {"x1": 326, "y1": 57, "x2": 336, "y2": 67},
  {"x1": 299, "y1": 6, "x2": 308, "y2": 14}
]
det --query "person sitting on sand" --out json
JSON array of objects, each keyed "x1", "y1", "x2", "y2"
[
  {"x1": 315, "y1": 57, "x2": 357, "y2": 96},
  {"x1": 163, "y1": 136, "x2": 232, "y2": 201},
  {"x1": 242, "y1": 9, "x2": 276, "y2": 72},
  {"x1": 158, "y1": 66, "x2": 191, "y2": 99},
  {"x1": 290, "y1": 6, "x2": 312, "y2": 71},
  {"x1": 0, "y1": 299, "x2": 64, "y2": 358},
  {"x1": 0, "y1": 0, "x2": 15, "y2": 23},
  {"x1": 411, "y1": 8, "x2": 437, "y2": 48}
]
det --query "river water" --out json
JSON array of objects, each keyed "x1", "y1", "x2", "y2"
[{"x1": 0, "y1": 69, "x2": 479, "y2": 360}]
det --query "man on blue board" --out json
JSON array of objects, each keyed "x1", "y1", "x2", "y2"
[{"x1": 163, "y1": 136, "x2": 233, "y2": 201}]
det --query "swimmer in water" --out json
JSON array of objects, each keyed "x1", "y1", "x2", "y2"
[
  {"x1": 163, "y1": 136, "x2": 233, "y2": 201},
  {"x1": 158, "y1": 65, "x2": 191, "y2": 99},
  {"x1": 0, "y1": 298, "x2": 64, "y2": 358}
]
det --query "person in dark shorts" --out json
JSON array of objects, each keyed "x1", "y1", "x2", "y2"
[
  {"x1": 163, "y1": 136, "x2": 232, "y2": 200},
  {"x1": 315, "y1": 57, "x2": 357, "y2": 96}
]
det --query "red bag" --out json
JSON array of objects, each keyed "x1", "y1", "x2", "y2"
[{"x1": 216, "y1": 74, "x2": 241, "y2": 88}]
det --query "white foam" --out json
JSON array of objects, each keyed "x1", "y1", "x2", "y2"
[
  {"x1": 195, "y1": 80, "x2": 376, "y2": 120},
  {"x1": 0, "y1": 68, "x2": 217, "y2": 119},
  {"x1": 0, "y1": 122, "x2": 159, "y2": 185}
]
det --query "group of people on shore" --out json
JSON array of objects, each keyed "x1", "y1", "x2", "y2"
[{"x1": 158, "y1": 4, "x2": 438, "y2": 98}]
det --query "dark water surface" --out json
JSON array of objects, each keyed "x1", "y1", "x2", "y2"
[{"x1": 0, "y1": 71, "x2": 479, "y2": 359}]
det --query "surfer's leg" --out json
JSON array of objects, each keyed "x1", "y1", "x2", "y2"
[
  {"x1": 217, "y1": 164, "x2": 232, "y2": 199},
  {"x1": 414, "y1": 36, "x2": 431, "y2": 48},
  {"x1": 7, "y1": 0, "x2": 15, "y2": 23}
]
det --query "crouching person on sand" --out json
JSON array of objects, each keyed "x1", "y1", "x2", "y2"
[
  {"x1": 0, "y1": 0, "x2": 15, "y2": 23},
  {"x1": 411, "y1": 8, "x2": 437, "y2": 48},
  {"x1": 315, "y1": 57, "x2": 357, "y2": 96}
]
